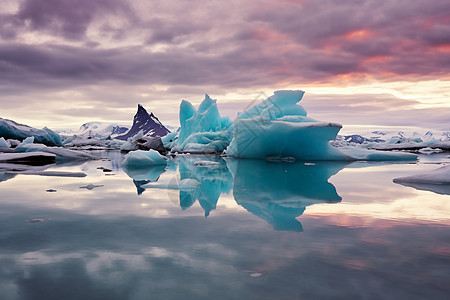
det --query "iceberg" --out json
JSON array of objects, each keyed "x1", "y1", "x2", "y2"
[
  {"x1": 0, "y1": 117, "x2": 62, "y2": 146},
  {"x1": 394, "y1": 165, "x2": 450, "y2": 185},
  {"x1": 121, "y1": 149, "x2": 168, "y2": 167},
  {"x1": 0, "y1": 137, "x2": 10, "y2": 148},
  {"x1": 393, "y1": 165, "x2": 450, "y2": 195},
  {"x1": 161, "y1": 132, "x2": 178, "y2": 150},
  {"x1": 225, "y1": 91, "x2": 417, "y2": 161},
  {"x1": 173, "y1": 95, "x2": 233, "y2": 153}
]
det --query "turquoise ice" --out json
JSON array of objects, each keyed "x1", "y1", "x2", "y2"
[{"x1": 174, "y1": 94, "x2": 233, "y2": 153}]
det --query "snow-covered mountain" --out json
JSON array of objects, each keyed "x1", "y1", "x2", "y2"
[
  {"x1": 115, "y1": 104, "x2": 170, "y2": 141},
  {"x1": 76, "y1": 122, "x2": 129, "y2": 139},
  {"x1": 0, "y1": 117, "x2": 62, "y2": 146}
]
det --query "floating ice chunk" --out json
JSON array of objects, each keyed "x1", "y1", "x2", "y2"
[
  {"x1": 79, "y1": 184, "x2": 104, "y2": 190},
  {"x1": 0, "y1": 152, "x2": 56, "y2": 164},
  {"x1": 0, "y1": 137, "x2": 10, "y2": 148},
  {"x1": 121, "y1": 149, "x2": 168, "y2": 167},
  {"x1": 337, "y1": 146, "x2": 418, "y2": 161},
  {"x1": 19, "y1": 171, "x2": 87, "y2": 177},
  {"x1": 174, "y1": 95, "x2": 233, "y2": 153},
  {"x1": 394, "y1": 165, "x2": 450, "y2": 185},
  {"x1": 418, "y1": 147, "x2": 443, "y2": 155}
]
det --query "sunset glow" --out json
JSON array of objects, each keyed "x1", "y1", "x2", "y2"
[{"x1": 0, "y1": 0, "x2": 448, "y2": 131}]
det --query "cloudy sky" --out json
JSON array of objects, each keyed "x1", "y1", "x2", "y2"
[{"x1": 0, "y1": 0, "x2": 449, "y2": 131}]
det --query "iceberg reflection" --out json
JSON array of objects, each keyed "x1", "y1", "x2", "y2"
[
  {"x1": 177, "y1": 156, "x2": 232, "y2": 216},
  {"x1": 228, "y1": 159, "x2": 345, "y2": 231},
  {"x1": 123, "y1": 155, "x2": 344, "y2": 230}
]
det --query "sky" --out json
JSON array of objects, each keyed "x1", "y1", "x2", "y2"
[{"x1": 0, "y1": 0, "x2": 449, "y2": 131}]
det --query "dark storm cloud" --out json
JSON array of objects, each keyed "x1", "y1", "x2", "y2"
[
  {"x1": 249, "y1": 0, "x2": 450, "y2": 79},
  {"x1": 1, "y1": 0, "x2": 450, "y2": 92},
  {"x1": 0, "y1": 0, "x2": 449, "y2": 130},
  {"x1": 2, "y1": 0, "x2": 134, "y2": 40}
]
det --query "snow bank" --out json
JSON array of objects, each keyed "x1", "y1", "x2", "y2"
[
  {"x1": 121, "y1": 149, "x2": 168, "y2": 167},
  {"x1": 173, "y1": 94, "x2": 233, "y2": 153}
]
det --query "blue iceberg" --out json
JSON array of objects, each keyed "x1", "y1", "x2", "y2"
[
  {"x1": 173, "y1": 94, "x2": 233, "y2": 153},
  {"x1": 225, "y1": 90, "x2": 417, "y2": 161},
  {"x1": 0, "y1": 137, "x2": 10, "y2": 148},
  {"x1": 0, "y1": 117, "x2": 62, "y2": 146}
]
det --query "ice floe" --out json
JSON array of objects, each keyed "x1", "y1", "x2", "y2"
[{"x1": 121, "y1": 149, "x2": 168, "y2": 167}]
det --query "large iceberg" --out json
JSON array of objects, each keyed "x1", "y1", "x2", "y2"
[
  {"x1": 0, "y1": 117, "x2": 62, "y2": 146},
  {"x1": 225, "y1": 90, "x2": 417, "y2": 161},
  {"x1": 173, "y1": 95, "x2": 233, "y2": 153}
]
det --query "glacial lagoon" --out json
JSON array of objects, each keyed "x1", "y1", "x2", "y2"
[{"x1": 0, "y1": 151, "x2": 449, "y2": 299}]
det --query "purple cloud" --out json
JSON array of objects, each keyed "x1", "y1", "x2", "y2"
[{"x1": 0, "y1": 0, "x2": 449, "y2": 130}]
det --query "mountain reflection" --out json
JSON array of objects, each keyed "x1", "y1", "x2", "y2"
[
  {"x1": 122, "y1": 164, "x2": 167, "y2": 195},
  {"x1": 124, "y1": 155, "x2": 345, "y2": 231}
]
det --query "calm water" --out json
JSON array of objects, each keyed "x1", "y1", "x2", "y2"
[{"x1": 0, "y1": 151, "x2": 449, "y2": 299}]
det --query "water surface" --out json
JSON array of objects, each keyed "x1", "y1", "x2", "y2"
[{"x1": 1, "y1": 152, "x2": 449, "y2": 299}]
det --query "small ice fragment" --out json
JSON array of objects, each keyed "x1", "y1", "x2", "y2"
[
  {"x1": 79, "y1": 184, "x2": 104, "y2": 190},
  {"x1": 26, "y1": 218, "x2": 48, "y2": 223},
  {"x1": 418, "y1": 147, "x2": 443, "y2": 155},
  {"x1": 250, "y1": 273, "x2": 263, "y2": 278}
]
